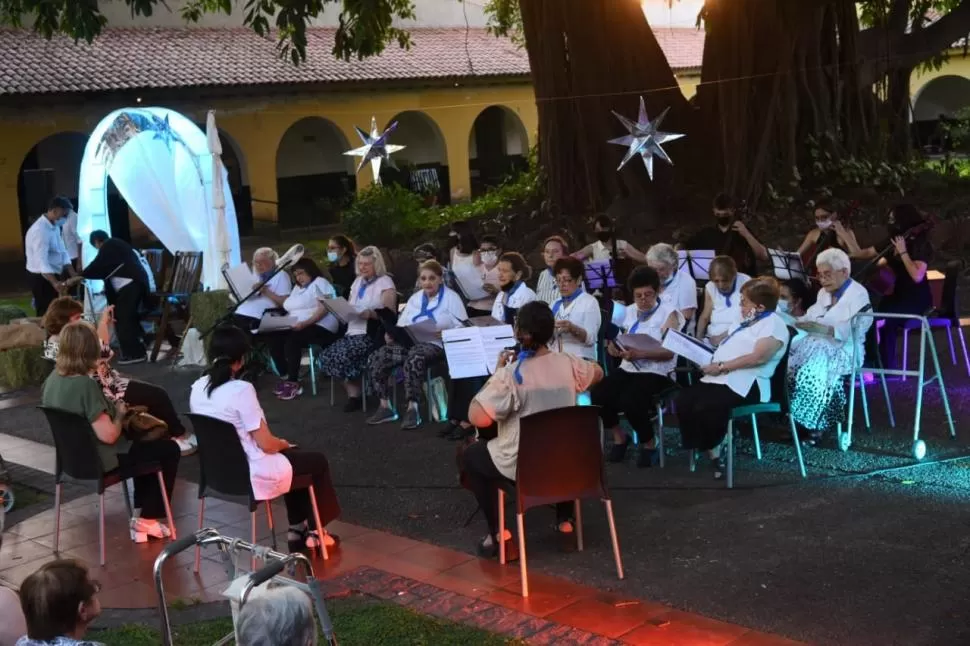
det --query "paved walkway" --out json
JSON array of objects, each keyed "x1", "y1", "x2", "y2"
[{"x1": 0, "y1": 431, "x2": 800, "y2": 645}]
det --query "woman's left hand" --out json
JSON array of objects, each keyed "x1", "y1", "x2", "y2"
[
  {"x1": 701, "y1": 362, "x2": 723, "y2": 376},
  {"x1": 292, "y1": 321, "x2": 307, "y2": 331},
  {"x1": 555, "y1": 320, "x2": 573, "y2": 335},
  {"x1": 892, "y1": 236, "x2": 908, "y2": 256}
]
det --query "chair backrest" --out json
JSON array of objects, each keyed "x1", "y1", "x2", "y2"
[
  {"x1": 185, "y1": 413, "x2": 256, "y2": 505},
  {"x1": 939, "y1": 260, "x2": 962, "y2": 319},
  {"x1": 515, "y1": 406, "x2": 606, "y2": 513},
  {"x1": 38, "y1": 407, "x2": 108, "y2": 483},
  {"x1": 765, "y1": 326, "x2": 796, "y2": 413},
  {"x1": 165, "y1": 251, "x2": 203, "y2": 295}
]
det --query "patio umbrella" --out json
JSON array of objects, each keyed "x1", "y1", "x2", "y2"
[{"x1": 206, "y1": 110, "x2": 230, "y2": 290}]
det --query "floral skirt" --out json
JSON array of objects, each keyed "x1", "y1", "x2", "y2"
[
  {"x1": 787, "y1": 336, "x2": 854, "y2": 432},
  {"x1": 316, "y1": 334, "x2": 376, "y2": 380}
]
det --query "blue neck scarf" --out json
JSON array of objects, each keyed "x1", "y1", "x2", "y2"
[
  {"x1": 513, "y1": 349, "x2": 536, "y2": 384},
  {"x1": 259, "y1": 270, "x2": 274, "y2": 283},
  {"x1": 718, "y1": 277, "x2": 738, "y2": 307},
  {"x1": 504, "y1": 280, "x2": 523, "y2": 303},
  {"x1": 662, "y1": 271, "x2": 676, "y2": 290},
  {"x1": 630, "y1": 298, "x2": 661, "y2": 334},
  {"x1": 412, "y1": 285, "x2": 444, "y2": 323},
  {"x1": 356, "y1": 277, "x2": 377, "y2": 301},
  {"x1": 552, "y1": 288, "x2": 582, "y2": 316},
  {"x1": 722, "y1": 311, "x2": 773, "y2": 346},
  {"x1": 832, "y1": 278, "x2": 853, "y2": 303}
]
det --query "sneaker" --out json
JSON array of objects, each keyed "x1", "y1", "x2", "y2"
[
  {"x1": 130, "y1": 517, "x2": 171, "y2": 541},
  {"x1": 273, "y1": 381, "x2": 287, "y2": 396},
  {"x1": 278, "y1": 381, "x2": 303, "y2": 401},
  {"x1": 400, "y1": 407, "x2": 422, "y2": 430},
  {"x1": 710, "y1": 457, "x2": 726, "y2": 480},
  {"x1": 366, "y1": 406, "x2": 398, "y2": 425},
  {"x1": 343, "y1": 396, "x2": 362, "y2": 413},
  {"x1": 118, "y1": 354, "x2": 147, "y2": 365},
  {"x1": 172, "y1": 433, "x2": 198, "y2": 456}
]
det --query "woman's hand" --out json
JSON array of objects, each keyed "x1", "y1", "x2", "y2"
[
  {"x1": 555, "y1": 320, "x2": 573, "y2": 336},
  {"x1": 292, "y1": 320, "x2": 308, "y2": 331},
  {"x1": 606, "y1": 341, "x2": 622, "y2": 358},
  {"x1": 497, "y1": 349, "x2": 516, "y2": 369},
  {"x1": 892, "y1": 236, "x2": 908, "y2": 257},
  {"x1": 709, "y1": 332, "x2": 726, "y2": 347},
  {"x1": 701, "y1": 362, "x2": 724, "y2": 376},
  {"x1": 115, "y1": 400, "x2": 128, "y2": 418},
  {"x1": 100, "y1": 305, "x2": 115, "y2": 327}
]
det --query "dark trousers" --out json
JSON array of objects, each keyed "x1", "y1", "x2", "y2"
[
  {"x1": 114, "y1": 281, "x2": 146, "y2": 359},
  {"x1": 674, "y1": 381, "x2": 758, "y2": 452},
  {"x1": 269, "y1": 326, "x2": 339, "y2": 381},
  {"x1": 449, "y1": 377, "x2": 487, "y2": 423},
  {"x1": 877, "y1": 290, "x2": 932, "y2": 370},
  {"x1": 117, "y1": 438, "x2": 180, "y2": 519},
  {"x1": 591, "y1": 370, "x2": 673, "y2": 444},
  {"x1": 123, "y1": 379, "x2": 186, "y2": 437},
  {"x1": 462, "y1": 441, "x2": 573, "y2": 536},
  {"x1": 31, "y1": 273, "x2": 58, "y2": 317},
  {"x1": 281, "y1": 450, "x2": 342, "y2": 528}
]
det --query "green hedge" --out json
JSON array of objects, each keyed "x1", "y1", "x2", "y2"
[
  {"x1": 189, "y1": 290, "x2": 231, "y2": 359},
  {"x1": 0, "y1": 305, "x2": 29, "y2": 325},
  {"x1": 0, "y1": 346, "x2": 51, "y2": 389}
]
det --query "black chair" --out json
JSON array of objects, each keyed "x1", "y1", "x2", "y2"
[
  {"x1": 39, "y1": 406, "x2": 176, "y2": 565},
  {"x1": 185, "y1": 413, "x2": 329, "y2": 572},
  {"x1": 901, "y1": 261, "x2": 969, "y2": 378}
]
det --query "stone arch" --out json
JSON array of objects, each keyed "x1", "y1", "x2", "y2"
[
  {"x1": 275, "y1": 116, "x2": 355, "y2": 230},
  {"x1": 17, "y1": 131, "x2": 88, "y2": 238},
  {"x1": 912, "y1": 75, "x2": 970, "y2": 153},
  {"x1": 384, "y1": 111, "x2": 450, "y2": 205},
  {"x1": 468, "y1": 105, "x2": 530, "y2": 197}
]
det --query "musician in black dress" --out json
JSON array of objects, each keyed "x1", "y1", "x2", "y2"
[
  {"x1": 847, "y1": 204, "x2": 932, "y2": 370},
  {"x1": 796, "y1": 198, "x2": 858, "y2": 279},
  {"x1": 684, "y1": 193, "x2": 768, "y2": 277}
]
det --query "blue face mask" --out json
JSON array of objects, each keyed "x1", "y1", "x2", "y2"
[{"x1": 327, "y1": 251, "x2": 339, "y2": 263}]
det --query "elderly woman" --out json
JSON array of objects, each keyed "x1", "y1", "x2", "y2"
[
  {"x1": 190, "y1": 326, "x2": 341, "y2": 552},
  {"x1": 646, "y1": 243, "x2": 698, "y2": 324},
  {"x1": 325, "y1": 235, "x2": 357, "y2": 299},
  {"x1": 41, "y1": 296, "x2": 196, "y2": 456},
  {"x1": 696, "y1": 255, "x2": 749, "y2": 345},
  {"x1": 788, "y1": 248, "x2": 871, "y2": 440},
  {"x1": 15, "y1": 559, "x2": 104, "y2": 646},
  {"x1": 366, "y1": 260, "x2": 468, "y2": 430},
  {"x1": 491, "y1": 252, "x2": 536, "y2": 325},
  {"x1": 464, "y1": 302, "x2": 603, "y2": 558},
  {"x1": 550, "y1": 256, "x2": 601, "y2": 360},
  {"x1": 42, "y1": 321, "x2": 179, "y2": 541},
  {"x1": 317, "y1": 246, "x2": 397, "y2": 413},
  {"x1": 271, "y1": 258, "x2": 341, "y2": 401},
  {"x1": 236, "y1": 587, "x2": 317, "y2": 646},
  {"x1": 536, "y1": 236, "x2": 569, "y2": 306},
  {"x1": 234, "y1": 247, "x2": 293, "y2": 330},
  {"x1": 593, "y1": 267, "x2": 683, "y2": 467},
  {"x1": 674, "y1": 278, "x2": 790, "y2": 479}
]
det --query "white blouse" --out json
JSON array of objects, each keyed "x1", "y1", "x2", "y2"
[
  {"x1": 618, "y1": 299, "x2": 684, "y2": 377},
  {"x1": 705, "y1": 273, "x2": 750, "y2": 337},
  {"x1": 347, "y1": 274, "x2": 396, "y2": 336},
  {"x1": 236, "y1": 270, "x2": 292, "y2": 319},
  {"x1": 591, "y1": 239, "x2": 631, "y2": 260},
  {"x1": 798, "y1": 279, "x2": 872, "y2": 366},
  {"x1": 535, "y1": 267, "x2": 559, "y2": 306},
  {"x1": 397, "y1": 286, "x2": 468, "y2": 348},
  {"x1": 491, "y1": 282, "x2": 537, "y2": 325},
  {"x1": 551, "y1": 291, "x2": 601, "y2": 361},
  {"x1": 704, "y1": 313, "x2": 790, "y2": 401},
  {"x1": 468, "y1": 264, "x2": 501, "y2": 312},
  {"x1": 283, "y1": 276, "x2": 339, "y2": 333},
  {"x1": 661, "y1": 270, "x2": 698, "y2": 320}
]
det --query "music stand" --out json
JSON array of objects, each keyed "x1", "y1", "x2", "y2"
[
  {"x1": 685, "y1": 249, "x2": 715, "y2": 281},
  {"x1": 767, "y1": 249, "x2": 808, "y2": 283},
  {"x1": 202, "y1": 262, "x2": 291, "y2": 339},
  {"x1": 583, "y1": 260, "x2": 617, "y2": 292},
  {"x1": 676, "y1": 249, "x2": 690, "y2": 274}
]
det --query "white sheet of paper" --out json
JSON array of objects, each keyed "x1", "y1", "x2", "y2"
[
  {"x1": 441, "y1": 327, "x2": 490, "y2": 378},
  {"x1": 319, "y1": 297, "x2": 362, "y2": 324},
  {"x1": 454, "y1": 271, "x2": 490, "y2": 301},
  {"x1": 405, "y1": 318, "x2": 442, "y2": 345},
  {"x1": 662, "y1": 329, "x2": 715, "y2": 366},
  {"x1": 686, "y1": 250, "x2": 715, "y2": 280},
  {"x1": 480, "y1": 325, "x2": 516, "y2": 374},
  {"x1": 225, "y1": 263, "x2": 257, "y2": 301},
  {"x1": 255, "y1": 314, "x2": 296, "y2": 333},
  {"x1": 768, "y1": 249, "x2": 806, "y2": 281}
]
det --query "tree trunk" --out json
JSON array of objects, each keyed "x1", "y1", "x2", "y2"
[{"x1": 518, "y1": 0, "x2": 689, "y2": 217}]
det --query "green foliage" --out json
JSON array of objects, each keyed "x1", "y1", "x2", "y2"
[
  {"x1": 0, "y1": 305, "x2": 29, "y2": 325},
  {"x1": 858, "y1": 0, "x2": 968, "y2": 73},
  {"x1": 189, "y1": 290, "x2": 231, "y2": 356},
  {"x1": 0, "y1": 347, "x2": 51, "y2": 389},
  {"x1": 340, "y1": 182, "x2": 429, "y2": 247},
  {"x1": 481, "y1": 0, "x2": 524, "y2": 47}
]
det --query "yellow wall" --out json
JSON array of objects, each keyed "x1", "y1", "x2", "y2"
[
  {"x1": 911, "y1": 50, "x2": 970, "y2": 101},
  {"x1": 0, "y1": 82, "x2": 538, "y2": 255}
]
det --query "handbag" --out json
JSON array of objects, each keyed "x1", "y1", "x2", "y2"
[{"x1": 122, "y1": 405, "x2": 168, "y2": 442}]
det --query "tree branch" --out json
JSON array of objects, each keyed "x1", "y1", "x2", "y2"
[{"x1": 860, "y1": 0, "x2": 970, "y2": 73}]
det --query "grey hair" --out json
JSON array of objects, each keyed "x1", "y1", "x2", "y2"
[
  {"x1": 356, "y1": 245, "x2": 388, "y2": 277},
  {"x1": 236, "y1": 586, "x2": 317, "y2": 646},
  {"x1": 253, "y1": 247, "x2": 279, "y2": 265},
  {"x1": 646, "y1": 243, "x2": 678, "y2": 269},
  {"x1": 816, "y1": 247, "x2": 851, "y2": 274}
]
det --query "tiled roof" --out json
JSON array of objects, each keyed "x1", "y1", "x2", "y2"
[
  {"x1": 0, "y1": 25, "x2": 706, "y2": 96},
  {"x1": 0, "y1": 27, "x2": 530, "y2": 96},
  {"x1": 652, "y1": 27, "x2": 705, "y2": 71}
]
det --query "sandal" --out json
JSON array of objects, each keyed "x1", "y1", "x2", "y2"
[
  {"x1": 476, "y1": 534, "x2": 519, "y2": 562},
  {"x1": 287, "y1": 527, "x2": 341, "y2": 553}
]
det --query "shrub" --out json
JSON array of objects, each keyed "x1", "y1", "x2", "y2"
[
  {"x1": 0, "y1": 347, "x2": 51, "y2": 389},
  {"x1": 340, "y1": 183, "x2": 428, "y2": 247},
  {"x1": 0, "y1": 305, "x2": 29, "y2": 325}
]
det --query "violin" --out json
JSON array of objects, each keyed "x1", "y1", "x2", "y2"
[{"x1": 853, "y1": 215, "x2": 935, "y2": 297}]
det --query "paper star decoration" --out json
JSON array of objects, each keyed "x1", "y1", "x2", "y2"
[
  {"x1": 343, "y1": 117, "x2": 406, "y2": 184},
  {"x1": 608, "y1": 97, "x2": 685, "y2": 180}
]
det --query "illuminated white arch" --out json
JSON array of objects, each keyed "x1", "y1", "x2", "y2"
[{"x1": 78, "y1": 107, "x2": 241, "y2": 290}]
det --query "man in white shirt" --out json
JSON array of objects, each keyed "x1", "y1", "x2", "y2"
[
  {"x1": 232, "y1": 247, "x2": 292, "y2": 330},
  {"x1": 24, "y1": 196, "x2": 77, "y2": 316},
  {"x1": 60, "y1": 206, "x2": 82, "y2": 271}
]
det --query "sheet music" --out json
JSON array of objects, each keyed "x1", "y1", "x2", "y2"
[
  {"x1": 442, "y1": 328, "x2": 490, "y2": 378},
  {"x1": 404, "y1": 318, "x2": 442, "y2": 345},
  {"x1": 662, "y1": 329, "x2": 715, "y2": 366},
  {"x1": 254, "y1": 313, "x2": 296, "y2": 333},
  {"x1": 225, "y1": 263, "x2": 258, "y2": 301},
  {"x1": 767, "y1": 249, "x2": 807, "y2": 281},
  {"x1": 480, "y1": 325, "x2": 516, "y2": 374},
  {"x1": 615, "y1": 333, "x2": 662, "y2": 352},
  {"x1": 319, "y1": 297, "x2": 362, "y2": 324},
  {"x1": 686, "y1": 250, "x2": 715, "y2": 280}
]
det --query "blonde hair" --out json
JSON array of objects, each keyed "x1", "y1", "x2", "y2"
[
  {"x1": 356, "y1": 245, "x2": 388, "y2": 277},
  {"x1": 55, "y1": 321, "x2": 101, "y2": 377}
]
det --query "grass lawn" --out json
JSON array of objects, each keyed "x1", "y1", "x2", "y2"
[{"x1": 90, "y1": 595, "x2": 523, "y2": 645}]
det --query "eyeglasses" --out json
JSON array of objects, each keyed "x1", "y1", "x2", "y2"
[{"x1": 556, "y1": 276, "x2": 578, "y2": 285}]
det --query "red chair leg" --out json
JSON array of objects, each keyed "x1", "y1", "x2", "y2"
[
  {"x1": 574, "y1": 499, "x2": 583, "y2": 552},
  {"x1": 194, "y1": 497, "x2": 205, "y2": 574},
  {"x1": 604, "y1": 499, "x2": 624, "y2": 580},
  {"x1": 498, "y1": 490, "x2": 506, "y2": 565},
  {"x1": 265, "y1": 500, "x2": 277, "y2": 552},
  {"x1": 516, "y1": 512, "x2": 528, "y2": 597},
  {"x1": 307, "y1": 485, "x2": 328, "y2": 561},
  {"x1": 250, "y1": 512, "x2": 257, "y2": 570},
  {"x1": 157, "y1": 471, "x2": 176, "y2": 541},
  {"x1": 53, "y1": 482, "x2": 62, "y2": 554},
  {"x1": 99, "y1": 493, "x2": 106, "y2": 566}
]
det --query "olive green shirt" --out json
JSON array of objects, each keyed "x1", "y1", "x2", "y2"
[{"x1": 41, "y1": 372, "x2": 130, "y2": 472}]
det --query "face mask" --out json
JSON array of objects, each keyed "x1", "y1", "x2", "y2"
[
  {"x1": 327, "y1": 251, "x2": 339, "y2": 263},
  {"x1": 777, "y1": 299, "x2": 790, "y2": 314},
  {"x1": 481, "y1": 251, "x2": 498, "y2": 266},
  {"x1": 715, "y1": 215, "x2": 732, "y2": 227},
  {"x1": 742, "y1": 308, "x2": 758, "y2": 323},
  {"x1": 596, "y1": 231, "x2": 613, "y2": 243},
  {"x1": 817, "y1": 220, "x2": 833, "y2": 230}
]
